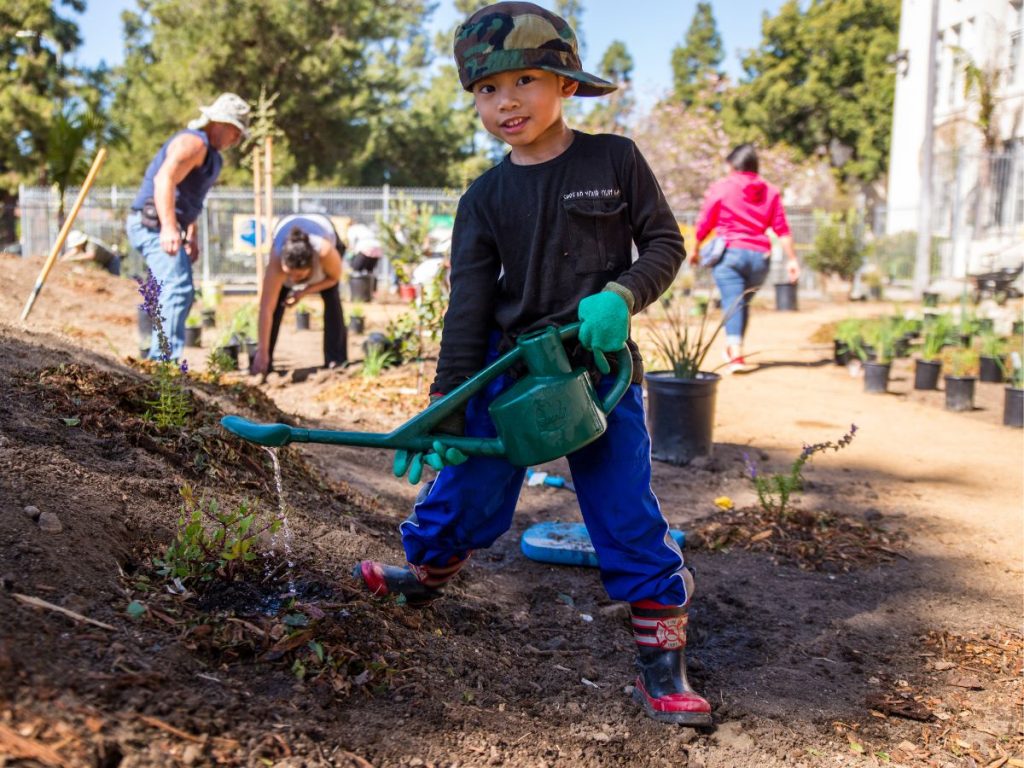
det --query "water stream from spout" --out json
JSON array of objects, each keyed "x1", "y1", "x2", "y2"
[{"x1": 263, "y1": 447, "x2": 295, "y2": 596}]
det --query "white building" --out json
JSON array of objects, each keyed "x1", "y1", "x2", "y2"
[{"x1": 886, "y1": 0, "x2": 1024, "y2": 277}]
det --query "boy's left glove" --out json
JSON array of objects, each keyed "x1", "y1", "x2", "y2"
[{"x1": 577, "y1": 291, "x2": 629, "y2": 374}]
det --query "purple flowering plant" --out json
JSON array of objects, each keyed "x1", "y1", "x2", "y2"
[
  {"x1": 743, "y1": 425, "x2": 858, "y2": 518},
  {"x1": 136, "y1": 270, "x2": 191, "y2": 428}
]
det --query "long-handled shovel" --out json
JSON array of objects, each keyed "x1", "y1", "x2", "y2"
[{"x1": 20, "y1": 147, "x2": 108, "y2": 321}]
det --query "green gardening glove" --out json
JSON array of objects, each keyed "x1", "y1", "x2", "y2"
[
  {"x1": 577, "y1": 291, "x2": 629, "y2": 374},
  {"x1": 392, "y1": 394, "x2": 468, "y2": 484}
]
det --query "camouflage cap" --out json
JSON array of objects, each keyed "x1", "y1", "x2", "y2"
[{"x1": 454, "y1": 2, "x2": 616, "y2": 97}]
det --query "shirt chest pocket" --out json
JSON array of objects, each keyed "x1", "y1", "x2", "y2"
[{"x1": 562, "y1": 198, "x2": 631, "y2": 275}]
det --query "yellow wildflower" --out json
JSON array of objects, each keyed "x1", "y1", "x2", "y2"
[{"x1": 713, "y1": 496, "x2": 734, "y2": 511}]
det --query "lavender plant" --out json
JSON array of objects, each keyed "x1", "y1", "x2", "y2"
[
  {"x1": 743, "y1": 425, "x2": 858, "y2": 519},
  {"x1": 136, "y1": 270, "x2": 190, "y2": 428}
]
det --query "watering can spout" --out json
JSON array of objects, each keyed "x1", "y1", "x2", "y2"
[{"x1": 221, "y1": 415, "x2": 296, "y2": 447}]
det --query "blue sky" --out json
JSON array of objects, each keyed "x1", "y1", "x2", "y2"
[{"x1": 69, "y1": 0, "x2": 787, "y2": 108}]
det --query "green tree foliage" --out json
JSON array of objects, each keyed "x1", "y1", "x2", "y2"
[
  {"x1": 105, "y1": 0, "x2": 482, "y2": 188},
  {"x1": 671, "y1": 2, "x2": 724, "y2": 108},
  {"x1": 806, "y1": 209, "x2": 863, "y2": 280},
  {"x1": 580, "y1": 41, "x2": 634, "y2": 135},
  {"x1": 0, "y1": 0, "x2": 85, "y2": 241},
  {"x1": 724, "y1": 0, "x2": 899, "y2": 183}
]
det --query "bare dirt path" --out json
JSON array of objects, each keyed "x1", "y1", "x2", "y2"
[{"x1": 1, "y1": 254, "x2": 1021, "y2": 768}]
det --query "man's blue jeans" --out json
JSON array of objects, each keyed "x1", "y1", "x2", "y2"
[
  {"x1": 126, "y1": 211, "x2": 194, "y2": 360},
  {"x1": 712, "y1": 247, "x2": 770, "y2": 339}
]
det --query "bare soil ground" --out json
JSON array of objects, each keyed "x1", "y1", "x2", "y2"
[{"x1": 1, "y1": 253, "x2": 1022, "y2": 768}]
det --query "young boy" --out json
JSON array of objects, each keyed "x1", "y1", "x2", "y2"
[{"x1": 354, "y1": 1, "x2": 711, "y2": 727}]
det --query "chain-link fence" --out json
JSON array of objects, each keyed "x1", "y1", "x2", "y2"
[
  {"x1": 17, "y1": 185, "x2": 461, "y2": 288},
  {"x1": 18, "y1": 184, "x2": 826, "y2": 295}
]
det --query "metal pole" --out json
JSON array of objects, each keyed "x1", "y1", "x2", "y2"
[
  {"x1": 913, "y1": 0, "x2": 940, "y2": 296},
  {"x1": 263, "y1": 136, "x2": 273, "y2": 297},
  {"x1": 201, "y1": 203, "x2": 211, "y2": 287},
  {"x1": 292, "y1": 183, "x2": 300, "y2": 212},
  {"x1": 253, "y1": 146, "x2": 263, "y2": 300}
]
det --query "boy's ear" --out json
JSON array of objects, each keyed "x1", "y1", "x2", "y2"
[{"x1": 560, "y1": 77, "x2": 579, "y2": 98}]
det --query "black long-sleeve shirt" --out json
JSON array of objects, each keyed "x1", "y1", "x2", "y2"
[{"x1": 433, "y1": 131, "x2": 685, "y2": 394}]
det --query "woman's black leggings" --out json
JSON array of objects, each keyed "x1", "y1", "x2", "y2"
[{"x1": 267, "y1": 283, "x2": 347, "y2": 369}]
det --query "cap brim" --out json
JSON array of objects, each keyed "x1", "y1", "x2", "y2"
[{"x1": 541, "y1": 66, "x2": 618, "y2": 97}]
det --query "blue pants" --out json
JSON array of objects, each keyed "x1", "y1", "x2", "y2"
[
  {"x1": 400, "y1": 374, "x2": 690, "y2": 606},
  {"x1": 126, "y1": 211, "x2": 194, "y2": 361},
  {"x1": 712, "y1": 247, "x2": 770, "y2": 339}
]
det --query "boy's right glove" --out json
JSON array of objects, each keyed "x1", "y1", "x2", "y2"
[
  {"x1": 392, "y1": 394, "x2": 468, "y2": 484},
  {"x1": 577, "y1": 290, "x2": 629, "y2": 374}
]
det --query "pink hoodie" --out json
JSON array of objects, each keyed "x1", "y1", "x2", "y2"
[{"x1": 695, "y1": 171, "x2": 790, "y2": 254}]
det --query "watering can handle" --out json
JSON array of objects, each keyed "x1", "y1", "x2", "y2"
[{"x1": 556, "y1": 322, "x2": 634, "y2": 415}]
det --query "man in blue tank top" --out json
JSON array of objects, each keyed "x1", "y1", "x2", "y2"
[{"x1": 126, "y1": 93, "x2": 250, "y2": 360}]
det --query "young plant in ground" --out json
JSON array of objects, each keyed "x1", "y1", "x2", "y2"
[
  {"x1": 362, "y1": 344, "x2": 396, "y2": 378},
  {"x1": 743, "y1": 425, "x2": 858, "y2": 519},
  {"x1": 415, "y1": 267, "x2": 448, "y2": 347},
  {"x1": 153, "y1": 484, "x2": 282, "y2": 584},
  {"x1": 349, "y1": 303, "x2": 365, "y2": 319},
  {"x1": 386, "y1": 312, "x2": 421, "y2": 361},
  {"x1": 205, "y1": 346, "x2": 236, "y2": 381},
  {"x1": 136, "y1": 270, "x2": 191, "y2": 428}
]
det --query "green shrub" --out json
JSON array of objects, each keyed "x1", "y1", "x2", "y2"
[{"x1": 806, "y1": 210, "x2": 863, "y2": 280}]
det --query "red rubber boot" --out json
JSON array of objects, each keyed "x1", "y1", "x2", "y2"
[
  {"x1": 630, "y1": 600, "x2": 712, "y2": 726},
  {"x1": 353, "y1": 556, "x2": 466, "y2": 607}
]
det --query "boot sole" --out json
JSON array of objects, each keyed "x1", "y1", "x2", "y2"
[{"x1": 632, "y1": 688, "x2": 713, "y2": 727}]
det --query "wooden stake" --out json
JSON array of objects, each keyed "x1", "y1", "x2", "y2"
[
  {"x1": 253, "y1": 146, "x2": 264, "y2": 301},
  {"x1": 11, "y1": 592, "x2": 116, "y2": 631},
  {"x1": 20, "y1": 147, "x2": 108, "y2": 321}
]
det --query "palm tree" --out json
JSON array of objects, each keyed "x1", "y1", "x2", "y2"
[{"x1": 44, "y1": 101, "x2": 118, "y2": 226}]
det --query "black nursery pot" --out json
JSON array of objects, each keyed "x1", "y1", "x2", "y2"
[
  {"x1": 201, "y1": 308, "x2": 217, "y2": 328},
  {"x1": 184, "y1": 326, "x2": 202, "y2": 347},
  {"x1": 774, "y1": 282, "x2": 798, "y2": 311},
  {"x1": 348, "y1": 274, "x2": 374, "y2": 303},
  {"x1": 296, "y1": 311, "x2": 311, "y2": 331},
  {"x1": 833, "y1": 339, "x2": 850, "y2": 366},
  {"x1": 913, "y1": 359, "x2": 942, "y2": 390},
  {"x1": 645, "y1": 372, "x2": 720, "y2": 465},
  {"x1": 863, "y1": 361, "x2": 891, "y2": 393},
  {"x1": 944, "y1": 376, "x2": 976, "y2": 412},
  {"x1": 1004, "y1": 387, "x2": 1024, "y2": 428},
  {"x1": 348, "y1": 316, "x2": 365, "y2": 334},
  {"x1": 922, "y1": 291, "x2": 940, "y2": 308},
  {"x1": 979, "y1": 355, "x2": 1005, "y2": 383}
]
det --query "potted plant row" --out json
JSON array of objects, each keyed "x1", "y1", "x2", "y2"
[{"x1": 1003, "y1": 354, "x2": 1024, "y2": 428}]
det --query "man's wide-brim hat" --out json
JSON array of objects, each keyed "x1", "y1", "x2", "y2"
[
  {"x1": 454, "y1": 1, "x2": 616, "y2": 97},
  {"x1": 195, "y1": 92, "x2": 251, "y2": 137}
]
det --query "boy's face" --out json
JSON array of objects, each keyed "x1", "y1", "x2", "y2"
[{"x1": 472, "y1": 69, "x2": 578, "y2": 158}]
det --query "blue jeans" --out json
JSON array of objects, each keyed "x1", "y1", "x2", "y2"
[
  {"x1": 400, "y1": 373, "x2": 690, "y2": 606},
  {"x1": 712, "y1": 247, "x2": 770, "y2": 340},
  {"x1": 126, "y1": 211, "x2": 194, "y2": 360}
]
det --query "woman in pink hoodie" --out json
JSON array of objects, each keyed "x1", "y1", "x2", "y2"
[{"x1": 694, "y1": 144, "x2": 800, "y2": 372}]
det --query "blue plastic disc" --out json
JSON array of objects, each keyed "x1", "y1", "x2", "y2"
[{"x1": 520, "y1": 521, "x2": 686, "y2": 568}]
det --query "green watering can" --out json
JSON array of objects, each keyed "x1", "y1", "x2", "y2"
[{"x1": 220, "y1": 322, "x2": 632, "y2": 467}]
